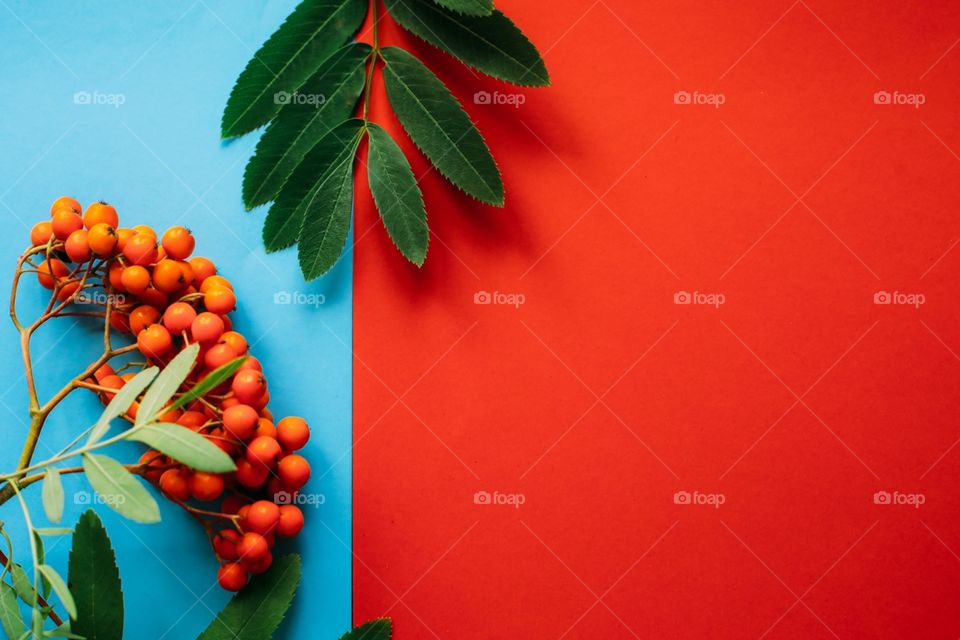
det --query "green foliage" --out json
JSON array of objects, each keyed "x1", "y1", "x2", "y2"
[
  {"x1": 222, "y1": 0, "x2": 547, "y2": 279},
  {"x1": 0, "y1": 582, "x2": 26, "y2": 639},
  {"x1": 82, "y1": 454, "x2": 160, "y2": 524},
  {"x1": 169, "y1": 356, "x2": 245, "y2": 411},
  {"x1": 135, "y1": 344, "x2": 198, "y2": 427},
  {"x1": 196, "y1": 554, "x2": 301, "y2": 640},
  {"x1": 68, "y1": 511, "x2": 124, "y2": 640},
  {"x1": 41, "y1": 467, "x2": 63, "y2": 524},
  {"x1": 339, "y1": 619, "x2": 393, "y2": 640},
  {"x1": 128, "y1": 423, "x2": 236, "y2": 473}
]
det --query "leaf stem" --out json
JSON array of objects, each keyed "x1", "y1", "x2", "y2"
[{"x1": 362, "y1": 0, "x2": 381, "y2": 121}]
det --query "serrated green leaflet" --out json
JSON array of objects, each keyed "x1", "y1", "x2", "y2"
[
  {"x1": 221, "y1": 0, "x2": 367, "y2": 138},
  {"x1": 386, "y1": 0, "x2": 549, "y2": 86},
  {"x1": 136, "y1": 343, "x2": 198, "y2": 427},
  {"x1": 264, "y1": 119, "x2": 365, "y2": 253},
  {"x1": 196, "y1": 554, "x2": 301, "y2": 640},
  {"x1": 169, "y1": 357, "x2": 246, "y2": 412},
  {"x1": 41, "y1": 467, "x2": 63, "y2": 524},
  {"x1": 0, "y1": 583, "x2": 25, "y2": 639},
  {"x1": 244, "y1": 42, "x2": 372, "y2": 209},
  {"x1": 367, "y1": 123, "x2": 428, "y2": 265},
  {"x1": 69, "y1": 511, "x2": 123, "y2": 640},
  {"x1": 298, "y1": 128, "x2": 364, "y2": 279},
  {"x1": 431, "y1": 0, "x2": 492, "y2": 16},
  {"x1": 129, "y1": 423, "x2": 236, "y2": 473},
  {"x1": 37, "y1": 565, "x2": 75, "y2": 620},
  {"x1": 82, "y1": 454, "x2": 160, "y2": 524},
  {"x1": 339, "y1": 618, "x2": 393, "y2": 640},
  {"x1": 381, "y1": 47, "x2": 503, "y2": 205},
  {"x1": 87, "y1": 367, "x2": 158, "y2": 445}
]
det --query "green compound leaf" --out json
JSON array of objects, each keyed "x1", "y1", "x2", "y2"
[
  {"x1": 430, "y1": 0, "x2": 492, "y2": 16},
  {"x1": 129, "y1": 423, "x2": 236, "y2": 473},
  {"x1": 366, "y1": 123, "x2": 428, "y2": 266},
  {"x1": 136, "y1": 343, "x2": 199, "y2": 427},
  {"x1": 42, "y1": 467, "x2": 64, "y2": 524},
  {"x1": 221, "y1": 0, "x2": 368, "y2": 138},
  {"x1": 243, "y1": 42, "x2": 372, "y2": 210},
  {"x1": 170, "y1": 357, "x2": 246, "y2": 412},
  {"x1": 386, "y1": 0, "x2": 550, "y2": 86},
  {"x1": 68, "y1": 511, "x2": 123, "y2": 640},
  {"x1": 196, "y1": 554, "x2": 301, "y2": 640},
  {"x1": 264, "y1": 119, "x2": 365, "y2": 253},
  {"x1": 81, "y1": 454, "x2": 160, "y2": 524},
  {"x1": 0, "y1": 582, "x2": 26, "y2": 640},
  {"x1": 339, "y1": 619, "x2": 393, "y2": 640},
  {"x1": 381, "y1": 47, "x2": 503, "y2": 205},
  {"x1": 87, "y1": 367, "x2": 158, "y2": 446},
  {"x1": 37, "y1": 565, "x2": 76, "y2": 620},
  {"x1": 297, "y1": 128, "x2": 365, "y2": 279}
]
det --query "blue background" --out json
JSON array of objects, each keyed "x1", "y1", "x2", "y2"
[{"x1": 0, "y1": 2, "x2": 353, "y2": 638}]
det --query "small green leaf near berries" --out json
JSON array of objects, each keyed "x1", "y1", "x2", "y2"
[
  {"x1": 136, "y1": 343, "x2": 199, "y2": 426},
  {"x1": 37, "y1": 565, "x2": 76, "y2": 620},
  {"x1": 0, "y1": 582, "x2": 25, "y2": 640},
  {"x1": 68, "y1": 510, "x2": 124, "y2": 640},
  {"x1": 41, "y1": 467, "x2": 64, "y2": 524},
  {"x1": 129, "y1": 423, "x2": 236, "y2": 473},
  {"x1": 81, "y1": 453, "x2": 160, "y2": 524},
  {"x1": 87, "y1": 367, "x2": 158, "y2": 445},
  {"x1": 169, "y1": 356, "x2": 245, "y2": 412}
]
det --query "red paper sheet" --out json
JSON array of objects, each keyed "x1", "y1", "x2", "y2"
[{"x1": 354, "y1": 1, "x2": 960, "y2": 637}]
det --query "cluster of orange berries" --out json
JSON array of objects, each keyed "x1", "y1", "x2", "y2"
[{"x1": 31, "y1": 196, "x2": 314, "y2": 591}]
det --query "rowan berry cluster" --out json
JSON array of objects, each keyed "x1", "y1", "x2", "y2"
[{"x1": 30, "y1": 196, "x2": 313, "y2": 591}]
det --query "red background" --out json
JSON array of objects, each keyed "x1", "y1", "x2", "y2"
[{"x1": 352, "y1": 1, "x2": 960, "y2": 637}]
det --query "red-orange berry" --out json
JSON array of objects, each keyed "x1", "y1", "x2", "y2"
[
  {"x1": 30, "y1": 221, "x2": 53, "y2": 246},
  {"x1": 199, "y1": 275, "x2": 232, "y2": 294},
  {"x1": 235, "y1": 458, "x2": 269, "y2": 489},
  {"x1": 51, "y1": 209, "x2": 83, "y2": 240},
  {"x1": 204, "y1": 343, "x2": 238, "y2": 370},
  {"x1": 64, "y1": 229, "x2": 91, "y2": 263},
  {"x1": 37, "y1": 258, "x2": 68, "y2": 289},
  {"x1": 191, "y1": 312, "x2": 224, "y2": 344},
  {"x1": 137, "y1": 450, "x2": 166, "y2": 482},
  {"x1": 276, "y1": 505, "x2": 304, "y2": 538},
  {"x1": 83, "y1": 202, "x2": 119, "y2": 229},
  {"x1": 122, "y1": 233, "x2": 158, "y2": 266},
  {"x1": 213, "y1": 529, "x2": 241, "y2": 561},
  {"x1": 244, "y1": 500, "x2": 280, "y2": 535},
  {"x1": 231, "y1": 370, "x2": 265, "y2": 404},
  {"x1": 222, "y1": 404, "x2": 258, "y2": 441},
  {"x1": 241, "y1": 550, "x2": 273, "y2": 575},
  {"x1": 246, "y1": 436, "x2": 282, "y2": 468},
  {"x1": 50, "y1": 196, "x2": 81, "y2": 217},
  {"x1": 188, "y1": 256, "x2": 216, "y2": 283},
  {"x1": 218, "y1": 331, "x2": 248, "y2": 355},
  {"x1": 254, "y1": 418, "x2": 276, "y2": 440},
  {"x1": 87, "y1": 222, "x2": 118, "y2": 256},
  {"x1": 152, "y1": 259, "x2": 185, "y2": 293},
  {"x1": 235, "y1": 532, "x2": 268, "y2": 562},
  {"x1": 120, "y1": 266, "x2": 151, "y2": 295},
  {"x1": 176, "y1": 410, "x2": 207, "y2": 430},
  {"x1": 129, "y1": 305, "x2": 160, "y2": 335},
  {"x1": 137, "y1": 324, "x2": 173, "y2": 359},
  {"x1": 159, "y1": 468, "x2": 191, "y2": 502},
  {"x1": 98, "y1": 375, "x2": 124, "y2": 402},
  {"x1": 277, "y1": 417, "x2": 310, "y2": 451},
  {"x1": 189, "y1": 472, "x2": 225, "y2": 502},
  {"x1": 162, "y1": 301, "x2": 196, "y2": 334},
  {"x1": 161, "y1": 226, "x2": 195, "y2": 260},
  {"x1": 277, "y1": 454, "x2": 311, "y2": 490},
  {"x1": 217, "y1": 562, "x2": 247, "y2": 591},
  {"x1": 204, "y1": 286, "x2": 236, "y2": 315}
]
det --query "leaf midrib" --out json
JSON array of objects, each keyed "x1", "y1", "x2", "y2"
[{"x1": 303, "y1": 143, "x2": 357, "y2": 276}]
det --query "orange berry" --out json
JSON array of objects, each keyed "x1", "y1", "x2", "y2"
[
  {"x1": 178, "y1": 260, "x2": 195, "y2": 286},
  {"x1": 191, "y1": 312, "x2": 224, "y2": 344},
  {"x1": 94, "y1": 363, "x2": 115, "y2": 382},
  {"x1": 152, "y1": 259, "x2": 185, "y2": 293},
  {"x1": 50, "y1": 196, "x2": 81, "y2": 217},
  {"x1": 138, "y1": 284, "x2": 168, "y2": 309},
  {"x1": 137, "y1": 323, "x2": 173, "y2": 359},
  {"x1": 235, "y1": 458, "x2": 269, "y2": 488},
  {"x1": 98, "y1": 375, "x2": 124, "y2": 401},
  {"x1": 129, "y1": 305, "x2": 160, "y2": 335},
  {"x1": 223, "y1": 404, "x2": 258, "y2": 440},
  {"x1": 121, "y1": 266, "x2": 151, "y2": 295},
  {"x1": 189, "y1": 472, "x2": 224, "y2": 502},
  {"x1": 122, "y1": 233, "x2": 158, "y2": 266},
  {"x1": 138, "y1": 450, "x2": 165, "y2": 482},
  {"x1": 246, "y1": 436, "x2": 281, "y2": 468},
  {"x1": 235, "y1": 532, "x2": 268, "y2": 562},
  {"x1": 37, "y1": 258, "x2": 68, "y2": 289},
  {"x1": 159, "y1": 468, "x2": 191, "y2": 502},
  {"x1": 132, "y1": 225, "x2": 156, "y2": 238},
  {"x1": 217, "y1": 563, "x2": 248, "y2": 591},
  {"x1": 189, "y1": 256, "x2": 216, "y2": 283},
  {"x1": 110, "y1": 311, "x2": 131, "y2": 333},
  {"x1": 204, "y1": 342, "x2": 238, "y2": 370},
  {"x1": 82, "y1": 201, "x2": 118, "y2": 229},
  {"x1": 30, "y1": 221, "x2": 53, "y2": 246},
  {"x1": 218, "y1": 331, "x2": 248, "y2": 355},
  {"x1": 199, "y1": 275, "x2": 232, "y2": 294},
  {"x1": 204, "y1": 286, "x2": 236, "y2": 314},
  {"x1": 115, "y1": 228, "x2": 135, "y2": 251},
  {"x1": 64, "y1": 229, "x2": 91, "y2": 263},
  {"x1": 162, "y1": 302, "x2": 197, "y2": 334},
  {"x1": 176, "y1": 410, "x2": 207, "y2": 430},
  {"x1": 87, "y1": 222, "x2": 118, "y2": 256},
  {"x1": 239, "y1": 356, "x2": 262, "y2": 372},
  {"x1": 244, "y1": 501, "x2": 280, "y2": 535},
  {"x1": 51, "y1": 209, "x2": 83, "y2": 240},
  {"x1": 161, "y1": 226, "x2": 195, "y2": 260},
  {"x1": 277, "y1": 417, "x2": 310, "y2": 451},
  {"x1": 254, "y1": 418, "x2": 276, "y2": 440},
  {"x1": 231, "y1": 370, "x2": 265, "y2": 404},
  {"x1": 57, "y1": 279, "x2": 81, "y2": 302},
  {"x1": 276, "y1": 505, "x2": 304, "y2": 538},
  {"x1": 214, "y1": 530, "x2": 241, "y2": 561},
  {"x1": 277, "y1": 454, "x2": 310, "y2": 490}
]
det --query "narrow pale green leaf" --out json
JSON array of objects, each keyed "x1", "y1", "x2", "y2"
[
  {"x1": 38, "y1": 565, "x2": 75, "y2": 620},
  {"x1": 195, "y1": 554, "x2": 301, "y2": 640},
  {"x1": 0, "y1": 582, "x2": 26, "y2": 640},
  {"x1": 34, "y1": 528, "x2": 73, "y2": 537},
  {"x1": 263, "y1": 119, "x2": 365, "y2": 253},
  {"x1": 87, "y1": 367, "x2": 158, "y2": 445},
  {"x1": 221, "y1": 0, "x2": 368, "y2": 138},
  {"x1": 68, "y1": 510, "x2": 123, "y2": 640},
  {"x1": 48, "y1": 624, "x2": 85, "y2": 639},
  {"x1": 129, "y1": 423, "x2": 236, "y2": 473},
  {"x1": 136, "y1": 343, "x2": 199, "y2": 427},
  {"x1": 244, "y1": 42, "x2": 371, "y2": 209},
  {"x1": 381, "y1": 47, "x2": 503, "y2": 205},
  {"x1": 386, "y1": 0, "x2": 549, "y2": 86},
  {"x1": 42, "y1": 467, "x2": 64, "y2": 524},
  {"x1": 11, "y1": 564, "x2": 35, "y2": 605},
  {"x1": 431, "y1": 0, "x2": 492, "y2": 16},
  {"x1": 366, "y1": 123, "x2": 428, "y2": 265},
  {"x1": 33, "y1": 532, "x2": 49, "y2": 599},
  {"x1": 81, "y1": 454, "x2": 160, "y2": 524},
  {"x1": 169, "y1": 357, "x2": 246, "y2": 412},
  {"x1": 339, "y1": 619, "x2": 393, "y2": 640},
  {"x1": 297, "y1": 128, "x2": 364, "y2": 279}
]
